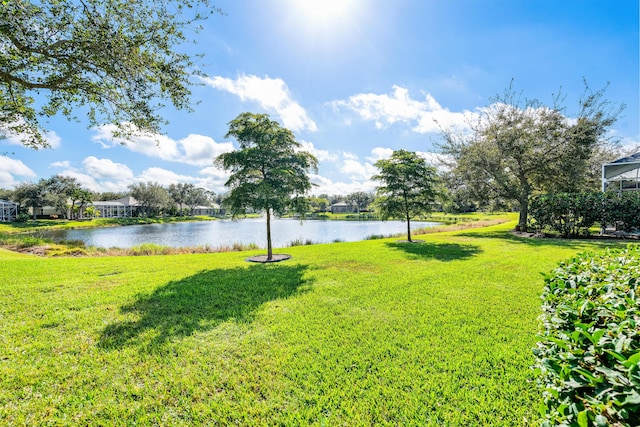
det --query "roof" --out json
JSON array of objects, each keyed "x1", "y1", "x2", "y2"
[
  {"x1": 0, "y1": 199, "x2": 18, "y2": 205},
  {"x1": 92, "y1": 196, "x2": 139, "y2": 206},
  {"x1": 603, "y1": 151, "x2": 640, "y2": 180}
]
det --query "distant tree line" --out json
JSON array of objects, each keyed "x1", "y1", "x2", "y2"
[
  {"x1": 3, "y1": 81, "x2": 630, "y2": 236},
  {"x1": 0, "y1": 177, "x2": 222, "y2": 220}
]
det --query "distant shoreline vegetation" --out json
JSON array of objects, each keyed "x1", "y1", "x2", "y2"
[{"x1": 0, "y1": 213, "x2": 507, "y2": 257}]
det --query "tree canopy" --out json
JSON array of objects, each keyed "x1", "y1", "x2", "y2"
[
  {"x1": 1, "y1": 0, "x2": 220, "y2": 148},
  {"x1": 373, "y1": 149, "x2": 440, "y2": 242},
  {"x1": 216, "y1": 112, "x2": 318, "y2": 261},
  {"x1": 128, "y1": 182, "x2": 169, "y2": 217},
  {"x1": 440, "y1": 82, "x2": 622, "y2": 229}
]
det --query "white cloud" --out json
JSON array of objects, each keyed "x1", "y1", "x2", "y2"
[
  {"x1": 92, "y1": 125, "x2": 234, "y2": 166},
  {"x1": 50, "y1": 160, "x2": 71, "y2": 169},
  {"x1": 136, "y1": 167, "x2": 197, "y2": 186},
  {"x1": 201, "y1": 74, "x2": 318, "y2": 132},
  {"x1": 48, "y1": 157, "x2": 136, "y2": 192},
  {"x1": 0, "y1": 156, "x2": 37, "y2": 188},
  {"x1": 339, "y1": 152, "x2": 377, "y2": 180},
  {"x1": 82, "y1": 156, "x2": 134, "y2": 181},
  {"x1": 342, "y1": 151, "x2": 359, "y2": 161},
  {"x1": 368, "y1": 147, "x2": 393, "y2": 162},
  {"x1": 1, "y1": 120, "x2": 62, "y2": 149},
  {"x1": 55, "y1": 170, "x2": 103, "y2": 192},
  {"x1": 298, "y1": 140, "x2": 338, "y2": 162},
  {"x1": 333, "y1": 85, "x2": 474, "y2": 134},
  {"x1": 310, "y1": 174, "x2": 376, "y2": 196}
]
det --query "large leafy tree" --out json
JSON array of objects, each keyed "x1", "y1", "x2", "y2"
[
  {"x1": 45, "y1": 175, "x2": 82, "y2": 218},
  {"x1": 373, "y1": 149, "x2": 440, "y2": 242},
  {"x1": 347, "y1": 191, "x2": 375, "y2": 213},
  {"x1": 70, "y1": 187, "x2": 93, "y2": 219},
  {"x1": 1, "y1": 0, "x2": 220, "y2": 148},
  {"x1": 13, "y1": 179, "x2": 49, "y2": 219},
  {"x1": 440, "y1": 83, "x2": 621, "y2": 230},
  {"x1": 168, "y1": 183, "x2": 213, "y2": 215},
  {"x1": 216, "y1": 112, "x2": 318, "y2": 261},
  {"x1": 128, "y1": 182, "x2": 168, "y2": 217},
  {"x1": 185, "y1": 187, "x2": 213, "y2": 215},
  {"x1": 167, "y1": 183, "x2": 192, "y2": 216}
]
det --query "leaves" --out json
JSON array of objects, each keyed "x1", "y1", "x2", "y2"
[
  {"x1": 534, "y1": 245, "x2": 640, "y2": 426},
  {"x1": 439, "y1": 82, "x2": 621, "y2": 226},
  {"x1": 216, "y1": 112, "x2": 318, "y2": 258},
  {"x1": 0, "y1": 0, "x2": 221, "y2": 148},
  {"x1": 372, "y1": 150, "x2": 440, "y2": 241},
  {"x1": 529, "y1": 192, "x2": 640, "y2": 236}
]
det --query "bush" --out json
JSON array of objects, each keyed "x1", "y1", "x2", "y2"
[
  {"x1": 602, "y1": 192, "x2": 640, "y2": 233},
  {"x1": 529, "y1": 192, "x2": 640, "y2": 237},
  {"x1": 529, "y1": 193, "x2": 603, "y2": 237},
  {"x1": 15, "y1": 213, "x2": 30, "y2": 223},
  {"x1": 534, "y1": 245, "x2": 640, "y2": 427}
]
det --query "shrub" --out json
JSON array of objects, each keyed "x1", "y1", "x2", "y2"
[
  {"x1": 534, "y1": 245, "x2": 640, "y2": 427},
  {"x1": 15, "y1": 213, "x2": 30, "y2": 223},
  {"x1": 602, "y1": 192, "x2": 640, "y2": 233},
  {"x1": 529, "y1": 192, "x2": 640, "y2": 237},
  {"x1": 529, "y1": 193, "x2": 603, "y2": 237}
]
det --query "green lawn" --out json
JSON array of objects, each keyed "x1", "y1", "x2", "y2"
[{"x1": 0, "y1": 220, "x2": 625, "y2": 425}]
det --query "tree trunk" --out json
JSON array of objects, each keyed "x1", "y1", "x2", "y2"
[
  {"x1": 518, "y1": 194, "x2": 529, "y2": 231},
  {"x1": 517, "y1": 176, "x2": 531, "y2": 232},
  {"x1": 406, "y1": 210, "x2": 412, "y2": 242},
  {"x1": 266, "y1": 208, "x2": 273, "y2": 261}
]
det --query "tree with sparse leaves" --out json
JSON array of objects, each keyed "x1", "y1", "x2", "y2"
[
  {"x1": 216, "y1": 113, "x2": 318, "y2": 261},
  {"x1": 440, "y1": 82, "x2": 622, "y2": 230},
  {"x1": 1, "y1": 0, "x2": 220, "y2": 148},
  {"x1": 373, "y1": 149, "x2": 440, "y2": 242}
]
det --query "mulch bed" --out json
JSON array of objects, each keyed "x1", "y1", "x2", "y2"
[{"x1": 245, "y1": 254, "x2": 292, "y2": 263}]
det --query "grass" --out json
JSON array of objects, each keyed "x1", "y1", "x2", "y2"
[{"x1": 0, "y1": 219, "x2": 627, "y2": 425}]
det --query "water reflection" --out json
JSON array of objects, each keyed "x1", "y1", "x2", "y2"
[{"x1": 48, "y1": 218, "x2": 440, "y2": 249}]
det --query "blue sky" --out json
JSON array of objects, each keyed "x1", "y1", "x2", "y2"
[{"x1": 2, "y1": 0, "x2": 639, "y2": 196}]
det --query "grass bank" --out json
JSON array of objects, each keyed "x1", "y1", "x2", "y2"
[{"x1": 0, "y1": 220, "x2": 625, "y2": 425}]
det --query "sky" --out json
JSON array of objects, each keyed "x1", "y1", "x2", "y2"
[{"x1": 2, "y1": 0, "x2": 639, "y2": 197}]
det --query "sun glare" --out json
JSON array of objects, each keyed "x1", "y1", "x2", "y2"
[{"x1": 290, "y1": 0, "x2": 358, "y2": 30}]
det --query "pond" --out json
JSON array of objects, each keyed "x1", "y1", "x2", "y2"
[{"x1": 45, "y1": 218, "x2": 441, "y2": 249}]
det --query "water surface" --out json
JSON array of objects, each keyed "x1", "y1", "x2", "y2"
[{"x1": 49, "y1": 218, "x2": 440, "y2": 249}]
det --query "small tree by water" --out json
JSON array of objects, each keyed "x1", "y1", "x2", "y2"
[
  {"x1": 373, "y1": 149, "x2": 440, "y2": 242},
  {"x1": 216, "y1": 113, "x2": 318, "y2": 261}
]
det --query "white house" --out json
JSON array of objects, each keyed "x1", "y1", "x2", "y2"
[
  {"x1": 602, "y1": 152, "x2": 640, "y2": 192},
  {"x1": 90, "y1": 196, "x2": 139, "y2": 218}
]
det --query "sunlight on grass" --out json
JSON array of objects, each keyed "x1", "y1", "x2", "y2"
[{"x1": 0, "y1": 220, "x2": 627, "y2": 425}]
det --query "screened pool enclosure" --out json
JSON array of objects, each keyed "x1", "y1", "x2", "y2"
[
  {"x1": 602, "y1": 152, "x2": 640, "y2": 192},
  {"x1": 0, "y1": 199, "x2": 18, "y2": 222}
]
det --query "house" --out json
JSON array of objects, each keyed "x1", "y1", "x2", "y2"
[
  {"x1": 174, "y1": 202, "x2": 222, "y2": 216},
  {"x1": 330, "y1": 201, "x2": 357, "y2": 214},
  {"x1": 0, "y1": 199, "x2": 18, "y2": 222},
  {"x1": 602, "y1": 152, "x2": 640, "y2": 192},
  {"x1": 90, "y1": 196, "x2": 139, "y2": 218}
]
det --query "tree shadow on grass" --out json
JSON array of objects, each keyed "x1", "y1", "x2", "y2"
[
  {"x1": 99, "y1": 263, "x2": 311, "y2": 351},
  {"x1": 385, "y1": 241, "x2": 482, "y2": 261}
]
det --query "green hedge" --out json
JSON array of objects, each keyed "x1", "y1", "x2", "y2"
[
  {"x1": 534, "y1": 245, "x2": 640, "y2": 427},
  {"x1": 529, "y1": 192, "x2": 640, "y2": 237}
]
